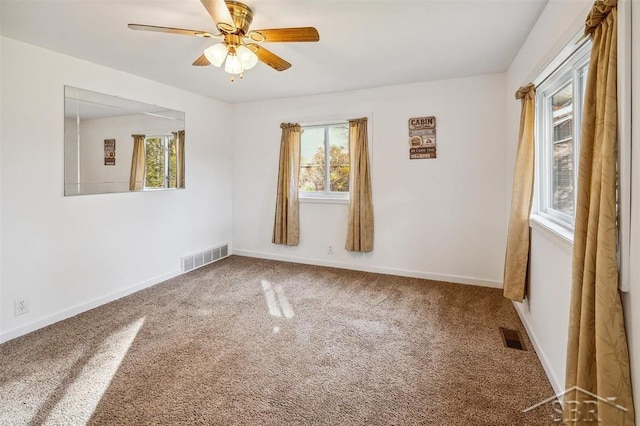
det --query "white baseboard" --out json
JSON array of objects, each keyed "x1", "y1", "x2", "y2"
[
  {"x1": 0, "y1": 251, "x2": 500, "y2": 343},
  {"x1": 0, "y1": 269, "x2": 182, "y2": 344},
  {"x1": 513, "y1": 300, "x2": 564, "y2": 395},
  {"x1": 232, "y1": 249, "x2": 502, "y2": 289}
]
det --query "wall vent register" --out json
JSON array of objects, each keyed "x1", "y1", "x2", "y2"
[
  {"x1": 182, "y1": 244, "x2": 229, "y2": 273},
  {"x1": 499, "y1": 327, "x2": 526, "y2": 351}
]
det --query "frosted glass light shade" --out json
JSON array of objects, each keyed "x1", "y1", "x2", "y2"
[
  {"x1": 236, "y1": 45, "x2": 259, "y2": 70},
  {"x1": 204, "y1": 43, "x2": 228, "y2": 67},
  {"x1": 224, "y1": 54, "x2": 243, "y2": 74}
]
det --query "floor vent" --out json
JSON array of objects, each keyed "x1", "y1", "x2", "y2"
[
  {"x1": 499, "y1": 327, "x2": 526, "y2": 351},
  {"x1": 181, "y1": 244, "x2": 229, "y2": 273}
]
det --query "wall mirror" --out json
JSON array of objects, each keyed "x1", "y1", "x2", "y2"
[{"x1": 64, "y1": 86, "x2": 186, "y2": 196}]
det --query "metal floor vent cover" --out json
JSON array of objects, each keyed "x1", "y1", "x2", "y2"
[
  {"x1": 499, "y1": 327, "x2": 526, "y2": 351},
  {"x1": 182, "y1": 243, "x2": 229, "y2": 273}
]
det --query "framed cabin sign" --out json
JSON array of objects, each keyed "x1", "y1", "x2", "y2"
[
  {"x1": 104, "y1": 139, "x2": 116, "y2": 166},
  {"x1": 408, "y1": 116, "x2": 436, "y2": 159}
]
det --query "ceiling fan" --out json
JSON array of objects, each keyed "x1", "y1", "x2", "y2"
[{"x1": 128, "y1": 0, "x2": 320, "y2": 81}]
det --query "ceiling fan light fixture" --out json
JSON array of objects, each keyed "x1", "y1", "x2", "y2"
[
  {"x1": 236, "y1": 45, "x2": 259, "y2": 70},
  {"x1": 224, "y1": 53, "x2": 243, "y2": 75},
  {"x1": 129, "y1": 0, "x2": 320, "y2": 80},
  {"x1": 204, "y1": 43, "x2": 228, "y2": 67}
]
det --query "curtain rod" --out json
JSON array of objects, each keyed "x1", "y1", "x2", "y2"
[
  {"x1": 533, "y1": 31, "x2": 591, "y2": 89},
  {"x1": 289, "y1": 112, "x2": 372, "y2": 127},
  {"x1": 298, "y1": 119, "x2": 349, "y2": 127}
]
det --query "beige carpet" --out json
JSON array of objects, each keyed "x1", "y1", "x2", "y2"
[{"x1": 0, "y1": 256, "x2": 556, "y2": 425}]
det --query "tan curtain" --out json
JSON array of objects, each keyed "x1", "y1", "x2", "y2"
[
  {"x1": 345, "y1": 117, "x2": 373, "y2": 252},
  {"x1": 503, "y1": 84, "x2": 535, "y2": 302},
  {"x1": 272, "y1": 123, "x2": 301, "y2": 246},
  {"x1": 564, "y1": 2, "x2": 635, "y2": 425},
  {"x1": 173, "y1": 130, "x2": 185, "y2": 188},
  {"x1": 129, "y1": 134, "x2": 146, "y2": 191}
]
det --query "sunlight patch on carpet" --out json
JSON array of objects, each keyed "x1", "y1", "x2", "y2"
[
  {"x1": 274, "y1": 284, "x2": 295, "y2": 319},
  {"x1": 43, "y1": 317, "x2": 145, "y2": 424},
  {"x1": 261, "y1": 280, "x2": 295, "y2": 320},
  {"x1": 0, "y1": 348, "x2": 85, "y2": 423}
]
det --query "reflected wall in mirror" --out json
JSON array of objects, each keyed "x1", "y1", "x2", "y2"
[{"x1": 64, "y1": 86, "x2": 186, "y2": 196}]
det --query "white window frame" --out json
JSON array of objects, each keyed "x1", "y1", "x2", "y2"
[
  {"x1": 533, "y1": 39, "x2": 591, "y2": 239},
  {"x1": 143, "y1": 134, "x2": 174, "y2": 190},
  {"x1": 299, "y1": 121, "x2": 350, "y2": 203}
]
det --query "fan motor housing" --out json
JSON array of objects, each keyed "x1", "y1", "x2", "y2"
[
  {"x1": 224, "y1": 34, "x2": 243, "y2": 47},
  {"x1": 226, "y1": 1, "x2": 254, "y2": 34}
]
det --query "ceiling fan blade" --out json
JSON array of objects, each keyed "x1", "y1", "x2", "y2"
[
  {"x1": 247, "y1": 44, "x2": 291, "y2": 71},
  {"x1": 128, "y1": 24, "x2": 215, "y2": 38},
  {"x1": 248, "y1": 27, "x2": 320, "y2": 43},
  {"x1": 192, "y1": 54, "x2": 211, "y2": 66},
  {"x1": 200, "y1": 0, "x2": 236, "y2": 33}
]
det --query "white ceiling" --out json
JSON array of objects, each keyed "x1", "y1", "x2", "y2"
[{"x1": 0, "y1": 0, "x2": 548, "y2": 104}]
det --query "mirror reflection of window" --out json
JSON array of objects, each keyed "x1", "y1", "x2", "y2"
[
  {"x1": 64, "y1": 86, "x2": 186, "y2": 196},
  {"x1": 144, "y1": 135, "x2": 177, "y2": 189}
]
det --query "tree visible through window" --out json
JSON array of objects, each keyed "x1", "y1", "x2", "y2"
[
  {"x1": 299, "y1": 123, "x2": 350, "y2": 196},
  {"x1": 145, "y1": 135, "x2": 177, "y2": 189}
]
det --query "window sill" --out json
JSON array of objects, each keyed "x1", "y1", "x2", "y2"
[
  {"x1": 300, "y1": 196, "x2": 349, "y2": 205},
  {"x1": 529, "y1": 214, "x2": 574, "y2": 254}
]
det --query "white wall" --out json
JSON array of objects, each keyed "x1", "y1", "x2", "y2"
[
  {"x1": 625, "y1": 0, "x2": 640, "y2": 415},
  {"x1": 505, "y1": 0, "x2": 593, "y2": 197},
  {"x1": 0, "y1": 37, "x2": 233, "y2": 342},
  {"x1": 525, "y1": 230, "x2": 572, "y2": 393},
  {"x1": 0, "y1": 31, "x2": 4, "y2": 336},
  {"x1": 232, "y1": 74, "x2": 508, "y2": 287}
]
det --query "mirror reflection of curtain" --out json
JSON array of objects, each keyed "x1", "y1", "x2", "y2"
[
  {"x1": 130, "y1": 134, "x2": 146, "y2": 191},
  {"x1": 173, "y1": 130, "x2": 185, "y2": 188}
]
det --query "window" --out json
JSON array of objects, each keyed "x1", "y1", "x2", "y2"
[
  {"x1": 535, "y1": 41, "x2": 591, "y2": 229},
  {"x1": 299, "y1": 122, "x2": 350, "y2": 199},
  {"x1": 144, "y1": 135, "x2": 177, "y2": 189}
]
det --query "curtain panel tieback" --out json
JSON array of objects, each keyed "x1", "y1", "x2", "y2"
[
  {"x1": 584, "y1": 0, "x2": 617, "y2": 37},
  {"x1": 280, "y1": 123, "x2": 299, "y2": 130},
  {"x1": 515, "y1": 83, "x2": 535, "y2": 100}
]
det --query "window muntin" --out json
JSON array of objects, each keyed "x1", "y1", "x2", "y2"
[
  {"x1": 536, "y1": 42, "x2": 590, "y2": 229},
  {"x1": 299, "y1": 123, "x2": 350, "y2": 198},
  {"x1": 144, "y1": 135, "x2": 177, "y2": 189}
]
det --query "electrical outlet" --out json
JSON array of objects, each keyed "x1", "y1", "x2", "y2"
[
  {"x1": 328, "y1": 245, "x2": 334, "y2": 254},
  {"x1": 14, "y1": 298, "x2": 29, "y2": 316}
]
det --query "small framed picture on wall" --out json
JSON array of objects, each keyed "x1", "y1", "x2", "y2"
[
  {"x1": 104, "y1": 139, "x2": 116, "y2": 165},
  {"x1": 408, "y1": 116, "x2": 437, "y2": 159}
]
